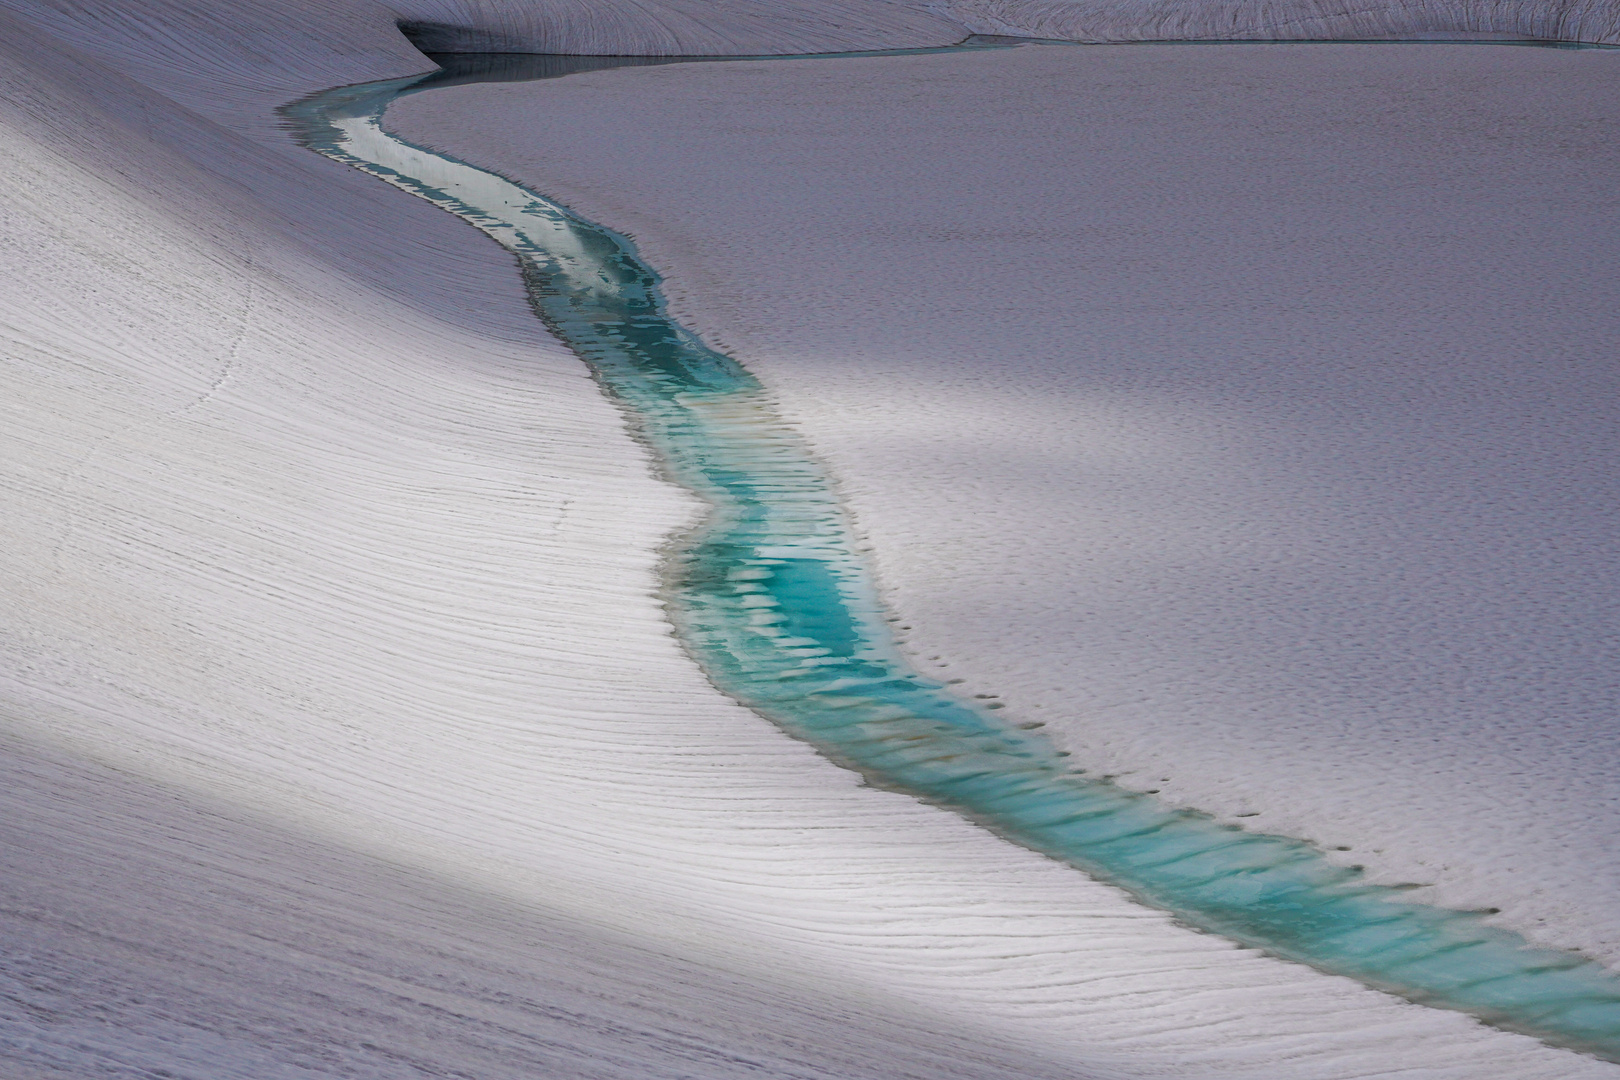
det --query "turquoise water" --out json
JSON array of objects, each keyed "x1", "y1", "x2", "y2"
[{"x1": 283, "y1": 51, "x2": 1620, "y2": 1063}]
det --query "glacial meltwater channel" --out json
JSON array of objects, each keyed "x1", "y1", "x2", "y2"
[{"x1": 285, "y1": 47, "x2": 1620, "y2": 1063}]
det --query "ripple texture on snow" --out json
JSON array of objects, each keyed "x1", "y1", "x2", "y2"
[{"x1": 290, "y1": 56, "x2": 1620, "y2": 1063}]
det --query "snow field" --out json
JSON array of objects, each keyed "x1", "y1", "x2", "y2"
[
  {"x1": 386, "y1": 33, "x2": 1620, "y2": 1057},
  {"x1": 0, "y1": 0, "x2": 1616, "y2": 1076}
]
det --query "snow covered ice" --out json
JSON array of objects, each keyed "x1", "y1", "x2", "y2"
[{"x1": 2, "y1": 1, "x2": 1619, "y2": 1078}]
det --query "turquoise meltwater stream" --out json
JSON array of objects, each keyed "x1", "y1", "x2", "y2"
[{"x1": 284, "y1": 49, "x2": 1620, "y2": 1063}]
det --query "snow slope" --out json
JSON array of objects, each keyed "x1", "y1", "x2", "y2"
[
  {"x1": 1, "y1": 0, "x2": 1617, "y2": 1077},
  {"x1": 391, "y1": 0, "x2": 1620, "y2": 50},
  {"x1": 385, "y1": 0, "x2": 1620, "y2": 51},
  {"x1": 387, "y1": 30, "x2": 1620, "y2": 998},
  {"x1": 393, "y1": 0, "x2": 967, "y2": 54},
  {"x1": 21, "y1": 0, "x2": 1608, "y2": 68},
  {"x1": 946, "y1": 0, "x2": 1620, "y2": 46}
]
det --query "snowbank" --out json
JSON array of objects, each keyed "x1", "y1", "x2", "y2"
[
  {"x1": 11, "y1": 0, "x2": 1616, "y2": 73},
  {"x1": 1, "y1": 0, "x2": 1617, "y2": 1076},
  {"x1": 391, "y1": 0, "x2": 1620, "y2": 51},
  {"x1": 386, "y1": 31, "x2": 1620, "y2": 994},
  {"x1": 949, "y1": 0, "x2": 1620, "y2": 46},
  {"x1": 394, "y1": 0, "x2": 966, "y2": 54},
  {"x1": 395, "y1": 0, "x2": 1620, "y2": 51}
]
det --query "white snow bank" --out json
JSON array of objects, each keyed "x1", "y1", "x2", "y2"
[
  {"x1": 947, "y1": 0, "x2": 1620, "y2": 45},
  {"x1": 0, "y1": 0, "x2": 1616, "y2": 1075},
  {"x1": 393, "y1": 0, "x2": 967, "y2": 54},
  {"x1": 390, "y1": 0, "x2": 1620, "y2": 51},
  {"x1": 0, "y1": 0, "x2": 429, "y2": 132},
  {"x1": 0, "y1": 732, "x2": 1095, "y2": 1080},
  {"x1": 386, "y1": 38, "x2": 1620, "y2": 977},
  {"x1": 11, "y1": 0, "x2": 1615, "y2": 72},
  {"x1": 391, "y1": 0, "x2": 1620, "y2": 52},
  {"x1": 3, "y1": 0, "x2": 962, "y2": 68}
]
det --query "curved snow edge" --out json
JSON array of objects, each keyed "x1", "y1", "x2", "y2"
[{"x1": 386, "y1": 0, "x2": 1620, "y2": 55}]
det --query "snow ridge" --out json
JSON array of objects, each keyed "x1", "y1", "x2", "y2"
[
  {"x1": 947, "y1": 0, "x2": 1620, "y2": 45},
  {"x1": 1, "y1": 0, "x2": 1617, "y2": 1077},
  {"x1": 394, "y1": 0, "x2": 967, "y2": 54}
]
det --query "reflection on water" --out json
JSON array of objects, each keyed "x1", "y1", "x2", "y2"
[{"x1": 283, "y1": 48, "x2": 1620, "y2": 1063}]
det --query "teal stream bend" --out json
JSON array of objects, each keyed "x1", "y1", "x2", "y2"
[{"x1": 284, "y1": 52, "x2": 1620, "y2": 1063}]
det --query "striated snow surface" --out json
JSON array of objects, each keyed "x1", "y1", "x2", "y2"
[
  {"x1": 946, "y1": 0, "x2": 1620, "y2": 46},
  {"x1": 12, "y1": 0, "x2": 1619, "y2": 65},
  {"x1": 392, "y1": 0, "x2": 967, "y2": 54},
  {"x1": 22, "y1": 0, "x2": 1607, "y2": 62},
  {"x1": 390, "y1": 0, "x2": 1620, "y2": 51},
  {"x1": 1, "y1": 0, "x2": 1618, "y2": 1076},
  {"x1": 387, "y1": 27, "x2": 1620, "y2": 1013},
  {"x1": 386, "y1": 0, "x2": 1620, "y2": 52}
]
